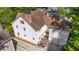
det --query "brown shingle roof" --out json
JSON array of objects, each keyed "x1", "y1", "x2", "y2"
[
  {"x1": 43, "y1": 15, "x2": 54, "y2": 26},
  {"x1": 15, "y1": 9, "x2": 53, "y2": 31},
  {"x1": 31, "y1": 9, "x2": 46, "y2": 30}
]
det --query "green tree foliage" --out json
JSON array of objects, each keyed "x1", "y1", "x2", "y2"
[
  {"x1": 57, "y1": 7, "x2": 79, "y2": 51},
  {"x1": 0, "y1": 7, "x2": 36, "y2": 36}
]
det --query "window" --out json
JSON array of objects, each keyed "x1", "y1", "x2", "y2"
[
  {"x1": 17, "y1": 32, "x2": 20, "y2": 36},
  {"x1": 20, "y1": 20, "x2": 24, "y2": 24},
  {"x1": 32, "y1": 38, "x2": 35, "y2": 40},
  {"x1": 16, "y1": 25, "x2": 18, "y2": 28},
  {"x1": 23, "y1": 27, "x2": 26, "y2": 31},
  {"x1": 24, "y1": 34, "x2": 26, "y2": 37}
]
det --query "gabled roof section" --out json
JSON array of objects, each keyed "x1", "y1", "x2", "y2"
[
  {"x1": 31, "y1": 9, "x2": 46, "y2": 30},
  {"x1": 14, "y1": 9, "x2": 53, "y2": 31}
]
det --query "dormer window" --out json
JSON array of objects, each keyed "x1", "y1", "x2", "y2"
[{"x1": 20, "y1": 20, "x2": 24, "y2": 24}]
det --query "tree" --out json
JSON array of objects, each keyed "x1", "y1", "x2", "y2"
[{"x1": 57, "y1": 7, "x2": 79, "y2": 51}]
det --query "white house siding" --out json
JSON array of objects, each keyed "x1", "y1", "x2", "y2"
[
  {"x1": 36, "y1": 25, "x2": 48, "y2": 42},
  {"x1": 12, "y1": 17, "x2": 38, "y2": 44},
  {"x1": 49, "y1": 28, "x2": 59, "y2": 42}
]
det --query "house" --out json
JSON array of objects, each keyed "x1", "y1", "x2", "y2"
[
  {"x1": 0, "y1": 25, "x2": 15, "y2": 51},
  {"x1": 12, "y1": 8, "x2": 72, "y2": 50},
  {"x1": 12, "y1": 9, "x2": 53, "y2": 46},
  {"x1": 47, "y1": 18, "x2": 72, "y2": 51}
]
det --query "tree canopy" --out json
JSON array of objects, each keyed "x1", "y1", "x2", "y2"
[{"x1": 58, "y1": 7, "x2": 79, "y2": 51}]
